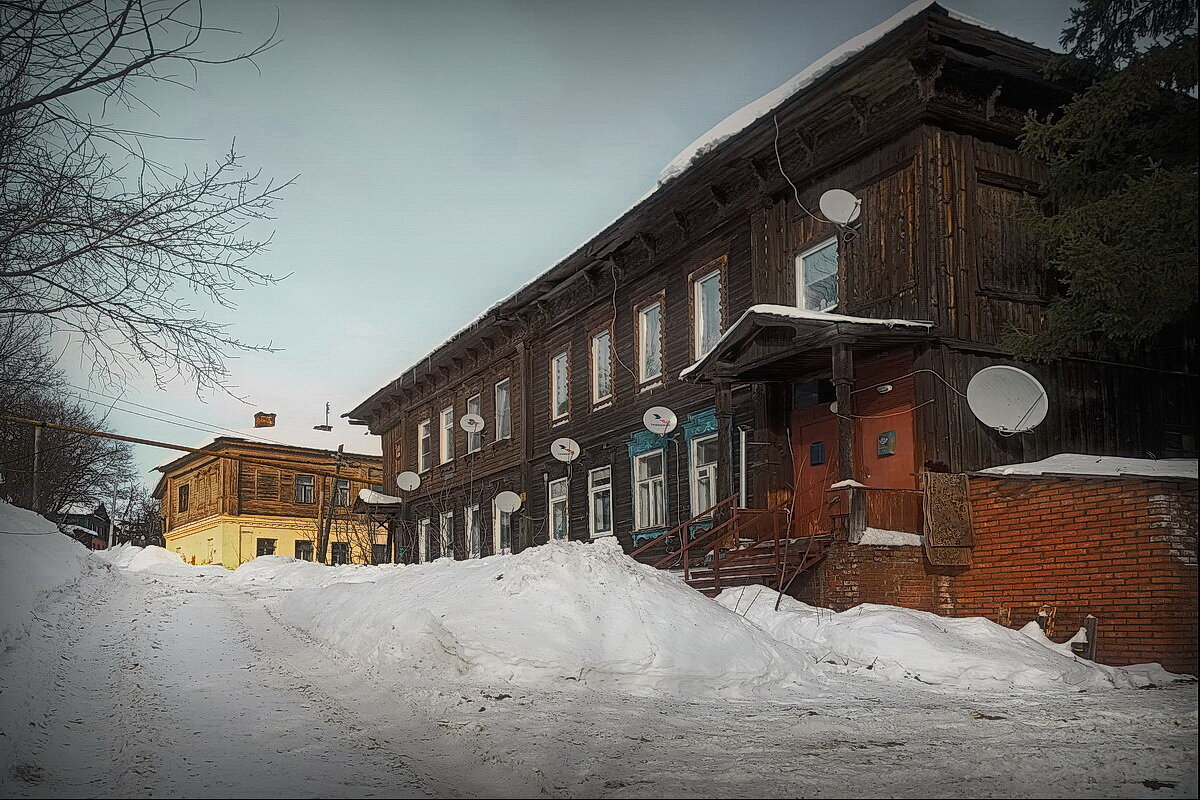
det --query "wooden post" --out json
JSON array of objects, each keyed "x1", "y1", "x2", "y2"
[
  {"x1": 316, "y1": 445, "x2": 344, "y2": 564},
  {"x1": 715, "y1": 380, "x2": 734, "y2": 516},
  {"x1": 832, "y1": 340, "x2": 855, "y2": 482}
]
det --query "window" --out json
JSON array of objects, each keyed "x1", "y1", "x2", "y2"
[
  {"x1": 177, "y1": 483, "x2": 190, "y2": 513},
  {"x1": 591, "y1": 329, "x2": 613, "y2": 405},
  {"x1": 690, "y1": 434, "x2": 719, "y2": 517},
  {"x1": 255, "y1": 537, "x2": 276, "y2": 557},
  {"x1": 693, "y1": 268, "x2": 723, "y2": 358},
  {"x1": 588, "y1": 467, "x2": 613, "y2": 538},
  {"x1": 417, "y1": 419, "x2": 432, "y2": 472},
  {"x1": 334, "y1": 478, "x2": 350, "y2": 507},
  {"x1": 549, "y1": 478, "x2": 569, "y2": 540},
  {"x1": 417, "y1": 518, "x2": 431, "y2": 563},
  {"x1": 633, "y1": 450, "x2": 666, "y2": 530},
  {"x1": 494, "y1": 379, "x2": 511, "y2": 440},
  {"x1": 466, "y1": 394, "x2": 483, "y2": 453},
  {"x1": 439, "y1": 510, "x2": 454, "y2": 559},
  {"x1": 294, "y1": 540, "x2": 314, "y2": 561},
  {"x1": 492, "y1": 498, "x2": 514, "y2": 555},
  {"x1": 797, "y1": 237, "x2": 838, "y2": 311},
  {"x1": 550, "y1": 351, "x2": 569, "y2": 421},
  {"x1": 330, "y1": 542, "x2": 350, "y2": 565},
  {"x1": 439, "y1": 405, "x2": 455, "y2": 463},
  {"x1": 637, "y1": 300, "x2": 663, "y2": 384},
  {"x1": 465, "y1": 504, "x2": 481, "y2": 558},
  {"x1": 294, "y1": 474, "x2": 315, "y2": 504},
  {"x1": 372, "y1": 543, "x2": 389, "y2": 565}
]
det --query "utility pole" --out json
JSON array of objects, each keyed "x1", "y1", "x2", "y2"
[
  {"x1": 30, "y1": 423, "x2": 42, "y2": 513},
  {"x1": 316, "y1": 445, "x2": 343, "y2": 564}
]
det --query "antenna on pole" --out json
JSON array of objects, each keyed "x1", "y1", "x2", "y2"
[{"x1": 313, "y1": 402, "x2": 333, "y2": 432}]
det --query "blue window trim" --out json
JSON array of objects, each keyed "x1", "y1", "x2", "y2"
[{"x1": 627, "y1": 429, "x2": 668, "y2": 543}]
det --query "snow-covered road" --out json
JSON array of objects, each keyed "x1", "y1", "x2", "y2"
[{"x1": 4, "y1": 561, "x2": 1195, "y2": 799}]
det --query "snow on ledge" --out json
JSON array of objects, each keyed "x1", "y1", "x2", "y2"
[
  {"x1": 657, "y1": 1, "x2": 1002, "y2": 186},
  {"x1": 979, "y1": 454, "x2": 1198, "y2": 481},
  {"x1": 358, "y1": 488, "x2": 404, "y2": 505},
  {"x1": 857, "y1": 527, "x2": 924, "y2": 547},
  {"x1": 829, "y1": 479, "x2": 867, "y2": 490}
]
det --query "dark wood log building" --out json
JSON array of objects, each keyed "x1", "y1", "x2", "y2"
[{"x1": 350, "y1": 4, "x2": 1197, "y2": 584}]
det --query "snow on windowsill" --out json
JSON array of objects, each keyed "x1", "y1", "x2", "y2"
[{"x1": 856, "y1": 528, "x2": 924, "y2": 547}]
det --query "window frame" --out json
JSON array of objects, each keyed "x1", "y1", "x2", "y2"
[
  {"x1": 294, "y1": 474, "x2": 315, "y2": 504},
  {"x1": 465, "y1": 503, "x2": 481, "y2": 558},
  {"x1": 633, "y1": 449, "x2": 666, "y2": 530},
  {"x1": 796, "y1": 236, "x2": 839, "y2": 312},
  {"x1": 439, "y1": 405, "x2": 455, "y2": 464},
  {"x1": 590, "y1": 325, "x2": 614, "y2": 406},
  {"x1": 550, "y1": 349, "x2": 570, "y2": 422},
  {"x1": 690, "y1": 261, "x2": 725, "y2": 360},
  {"x1": 333, "y1": 477, "x2": 351, "y2": 507},
  {"x1": 466, "y1": 393, "x2": 483, "y2": 453},
  {"x1": 588, "y1": 466, "x2": 613, "y2": 538},
  {"x1": 635, "y1": 295, "x2": 665, "y2": 387},
  {"x1": 417, "y1": 517, "x2": 431, "y2": 563},
  {"x1": 492, "y1": 496, "x2": 514, "y2": 555},
  {"x1": 177, "y1": 483, "x2": 190, "y2": 513},
  {"x1": 494, "y1": 378, "x2": 512, "y2": 441},
  {"x1": 689, "y1": 433, "x2": 719, "y2": 517},
  {"x1": 255, "y1": 537, "x2": 276, "y2": 557},
  {"x1": 330, "y1": 541, "x2": 350, "y2": 565},
  {"x1": 548, "y1": 477, "x2": 569, "y2": 541},
  {"x1": 294, "y1": 540, "x2": 314, "y2": 561},
  {"x1": 438, "y1": 509, "x2": 454, "y2": 559},
  {"x1": 417, "y1": 419, "x2": 432, "y2": 473}
]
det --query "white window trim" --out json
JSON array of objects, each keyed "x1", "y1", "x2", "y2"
[
  {"x1": 637, "y1": 301, "x2": 664, "y2": 385},
  {"x1": 439, "y1": 406, "x2": 455, "y2": 464},
  {"x1": 692, "y1": 268, "x2": 723, "y2": 359},
  {"x1": 417, "y1": 419, "x2": 432, "y2": 473},
  {"x1": 633, "y1": 449, "x2": 666, "y2": 531},
  {"x1": 590, "y1": 329, "x2": 613, "y2": 406},
  {"x1": 494, "y1": 378, "x2": 512, "y2": 442},
  {"x1": 548, "y1": 477, "x2": 569, "y2": 541},
  {"x1": 689, "y1": 433, "x2": 719, "y2": 517},
  {"x1": 491, "y1": 497, "x2": 513, "y2": 555},
  {"x1": 796, "y1": 236, "x2": 839, "y2": 312},
  {"x1": 417, "y1": 518, "x2": 430, "y2": 563},
  {"x1": 550, "y1": 351, "x2": 569, "y2": 421},
  {"x1": 439, "y1": 510, "x2": 454, "y2": 559},
  {"x1": 588, "y1": 466, "x2": 613, "y2": 538},
  {"x1": 465, "y1": 504, "x2": 481, "y2": 559},
  {"x1": 466, "y1": 394, "x2": 483, "y2": 453}
]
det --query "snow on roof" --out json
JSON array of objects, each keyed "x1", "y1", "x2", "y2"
[
  {"x1": 679, "y1": 304, "x2": 932, "y2": 378},
  {"x1": 979, "y1": 454, "x2": 1198, "y2": 481},
  {"x1": 155, "y1": 420, "x2": 381, "y2": 471},
  {"x1": 658, "y1": 1, "x2": 1000, "y2": 186},
  {"x1": 58, "y1": 500, "x2": 101, "y2": 517}
]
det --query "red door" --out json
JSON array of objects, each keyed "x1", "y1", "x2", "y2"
[{"x1": 792, "y1": 411, "x2": 839, "y2": 538}]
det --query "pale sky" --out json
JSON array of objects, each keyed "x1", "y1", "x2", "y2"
[{"x1": 57, "y1": 0, "x2": 1075, "y2": 488}]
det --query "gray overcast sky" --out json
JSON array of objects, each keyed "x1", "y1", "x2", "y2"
[{"x1": 60, "y1": 0, "x2": 1075, "y2": 486}]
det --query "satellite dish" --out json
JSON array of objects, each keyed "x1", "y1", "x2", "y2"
[
  {"x1": 643, "y1": 406, "x2": 678, "y2": 435},
  {"x1": 551, "y1": 437, "x2": 581, "y2": 462},
  {"x1": 494, "y1": 490, "x2": 522, "y2": 513},
  {"x1": 459, "y1": 413, "x2": 485, "y2": 433},
  {"x1": 819, "y1": 188, "x2": 861, "y2": 226},
  {"x1": 395, "y1": 471, "x2": 421, "y2": 491},
  {"x1": 966, "y1": 366, "x2": 1049, "y2": 434}
]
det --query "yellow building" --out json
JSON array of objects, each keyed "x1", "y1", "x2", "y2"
[{"x1": 152, "y1": 416, "x2": 385, "y2": 569}]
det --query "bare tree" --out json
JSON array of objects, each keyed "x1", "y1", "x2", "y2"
[{"x1": 0, "y1": 1, "x2": 293, "y2": 393}]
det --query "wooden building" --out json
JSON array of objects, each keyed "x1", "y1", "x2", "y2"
[
  {"x1": 349, "y1": 3, "x2": 1197, "y2": 589},
  {"x1": 152, "y1": 418, "x2": 385, "y2": 568}
]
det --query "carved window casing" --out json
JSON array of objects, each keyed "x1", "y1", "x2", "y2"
[
  {"x1": 690, "y1": 256, "x2": 727, "y2": 360},
  {"x1": 635, "y1": 293, "x2": 665, "y2": 387}
]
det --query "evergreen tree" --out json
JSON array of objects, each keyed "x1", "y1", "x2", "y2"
[{"x1": 1011, "y1": 0, "x2": 1197, "y2": 359}]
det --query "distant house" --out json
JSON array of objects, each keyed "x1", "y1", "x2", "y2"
[
  {"x1": 151, "y1": 416, "x2": 385, "y2": 568},
  {"x1": 58, "y1": 499, "x2": 112, "y2": 550}
]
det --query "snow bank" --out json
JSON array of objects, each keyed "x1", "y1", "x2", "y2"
[
  {"x1": 717, "y1": 586, "x2": 1185, "y2": 691},
  {"x1": 0, "y1": 500, "x2": 94, "y2": 648},
  {"x1": 236, "y1": 539, "x2": 823, "y2": 697},
  {"x1": 95, "y1": 543, "x2": 227, "y2": 578}
]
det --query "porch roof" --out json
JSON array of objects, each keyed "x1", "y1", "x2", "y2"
[{"x1": 680, "y1": 304, "x2": 933, "y2": 383}]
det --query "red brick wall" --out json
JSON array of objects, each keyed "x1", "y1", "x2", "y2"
[{"x1": 956, "y1": 476, "x2": 1198, "y2": 674}]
